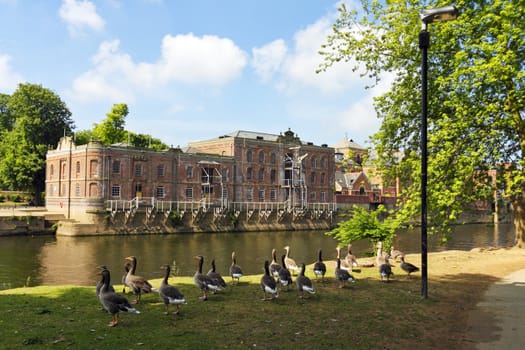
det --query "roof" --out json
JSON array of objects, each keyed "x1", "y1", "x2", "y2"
[
  {"x1": 332, "y1": 137, "x2": 365, "y2": 150},
  {"x1": 227, "y1": 130, "x2": 280, "y2": 142}
]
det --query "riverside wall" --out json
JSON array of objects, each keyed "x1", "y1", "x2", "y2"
[{"x1": 0, "y1": 207, "x2": 507, "y2": 237}]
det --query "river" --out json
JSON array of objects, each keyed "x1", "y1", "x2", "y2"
[{"x1": 0, "y1": 223, "x2": 515, "y2": 290}]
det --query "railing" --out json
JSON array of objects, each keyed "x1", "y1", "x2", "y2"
[{"x1": 107, "y1": 197, "x2": 336, "y2": 213}]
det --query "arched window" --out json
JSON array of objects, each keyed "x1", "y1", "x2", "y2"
[
  {"x1": 246, "y1": 149, "x2": 253, "y2": 162},
  {"x1": 258, "y1": 150, "x2": 265, "y2": 163},
  {"x1": 270, "y1": 152, "x2": 276, "y2": 164}
]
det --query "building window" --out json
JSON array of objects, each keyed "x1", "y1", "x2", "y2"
[
  {"x1": 112, "y1": 160, "x2": 121, "y2": 174},
  {"x1": 49, "y1": 164, "x2": 54, "y2": 179},
  {"x1": 246, "y1": 188, "x2": 253, "y2": 202},
  {"x1": 258, "y1": 189, "x2": 265, "y2": 201},
  {"x1": 310, "y1": 172, "x2": 316, "y2": 185},
  {"x1": 258, "y1": 168, "x2": 264, "y2": 181},
  {"x1": 222, "y1": 187, "x2": 228, "y2": 201},
  {"x1": 222, "y1": 168, "x2": 228, "y2": 181},
  {"x1": 270, "y1": 152, "x2": 276, "y2": 164},
  {"x1": 135, "y1": 164, "x2": 142, "y2": 176},
  {"x1": 310, "y1": 192, "x2": 316, "y2": 201},
  {"x1": 270, "y1": 169, "x2": 276, "y2": 183},
  {"x1": 320, "y1": 172, "x2": 325, "y2": 185},
  {"x1": 61, "y1": 184, "x2": 67, "y2": 196},
  {"x1": 311, "y1": 157, "x2": 317, "y2": 168},
  {"x1": 90, "y1": 160, "x2": 99, "y2": 177},
  {"x1": 156, "y1": 186, "x2": 165, "y2": 198},
  {"x1": 157, "y1": 164, "x2": 165, "y2": 177},
  {"x1": 76, "y1": 161, "x2": 81, "y2": 174},
  {"x1": 320, "y1": 191, "x2": 326, "y2": 202},
  {"x1": 320, "y1": 157, "x2": 326, "y2": 168},
  {"x1": 270, "y1": 189, "x2": 277, "y2": 201},
  {"x1": 246, "y1": 149, "x2": 253, "y2": 162},
  {"x1": 259, "y1": 151, "x2": 265, "y2": 163},
  {"x1": 186, "y1": 166, "x2": 193, "y2": 178},
  {"x1": 246, "y1": 167, "x2": 252, "y2": 180},
  {"x1": 111, "y1": 184, "x2": 121, "y2": 197},
  {"x1": 61, "y1": 162, "x2": 67, "y2": 179},
  {"x1": 75, "y1": 183, "x2": 81, "y2": 196},
  {"x1": 185, "y1": 187, "x2": 193, "y2": 199}
]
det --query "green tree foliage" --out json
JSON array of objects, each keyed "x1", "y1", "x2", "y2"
[
  {"x1": 0, "y1": 84, "x2": 74, "y2": 198},
  {"x1": 319, "y1": 1, "x2": 525, "y2": 246},
  {"x1": 0, "y1": 93, "x2": 14, "y2": 131},
  {"x1": 326, "y1": 205, "x2": 400, "y2": 251},
  {"x1": 92, "y1": 103, "x2": 128, "y2": 145},
  {"x1": 77, "y1": 103, "x2": 168, "y2": 150},
  {"x1": 126, "y1": 131, "x2": 168, "y2": 151}
]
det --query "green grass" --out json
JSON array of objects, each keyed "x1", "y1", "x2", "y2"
[{"x1": 0, "y1": 260, "x2": 476, "y2": 349}]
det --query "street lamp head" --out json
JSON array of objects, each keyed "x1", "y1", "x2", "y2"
[{"x1": 420, "y1": 5, "x2": 458, "y2": 25}]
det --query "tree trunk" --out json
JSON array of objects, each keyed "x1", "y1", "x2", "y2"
[{"x1": 511, "y1": 195, "x2": 525, "y2": 248}]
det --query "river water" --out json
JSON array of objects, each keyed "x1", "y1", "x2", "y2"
[{"x1": 0, "y1": 223, "x2": 515, "y2": 290}]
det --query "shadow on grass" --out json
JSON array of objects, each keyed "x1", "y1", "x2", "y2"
[{"x1": 0, "y1": 270, "x2": 509, "y2": 350}]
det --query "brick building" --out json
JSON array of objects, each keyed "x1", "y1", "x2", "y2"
[{"x1": 45, "y1": 129, "x2": 335, "y2": 218}]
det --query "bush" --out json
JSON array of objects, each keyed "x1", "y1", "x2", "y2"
[
  {"x1": 9, "y1": 194, "x2": 22, "y2": 202},
  {"x1": 0, "y1": 193, "x2": 4, "y2": 202}
]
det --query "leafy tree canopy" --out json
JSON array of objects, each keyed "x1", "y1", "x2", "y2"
[
  {"x1": 92, "y1": 103, "x2": 128, "y2": 145},
  {"x1": 0, "y1": 83, "x2": 74, "y2": 196},
  {"x1": 76, "y1": 103, "x2": 169, "y2": 150},
  {"x1": 319, "y1": 1, "x2": 525, "y2": 245},
  {"x1": 326, "y1": 205, "x2": 400, "y2": 252}
]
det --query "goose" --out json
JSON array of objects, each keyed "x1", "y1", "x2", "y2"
[
  {"x1": 278, "y1": 254, "x2": 293, "y2": 290},
  {"x1": 158, "y1": 264, "x2": 186, "y2": 314},
  {"x1": 345, "y1": 244, "x2": 359, "y2": 268},
  {"x1": 207, "y1": 259, "x2": 227, "y2": 291},
  {"x1": 269, "y1": 248, "x2": 282, "y2": 278},
  {"x1": 335, "y1": 257, "x2": 355, "y2": 288},
  {"x1": 296, "y1": 263, "x2": 315, "y2": 298},
  {"x1": 260, "y1": 260, "x2": 279, "y2": 301},
  {"x1": 390, "y1": 245, "x2": 405, "y2": 261},
  {"x1": 124, "y1": 256, "x2": 153, "y2": 304},
  {"x1": 229, "y1": 251, "x2": 243, "y2": 284},
  {"x1": 400, "y1": 256, "x2": 420, "y2": 278},
  {"x1": 379, "y1": 262, "x2": 394, "y2": 282},
  {"x1": 96, "y1": 265, "x2": 115, "y2": 299},
  {"x1": 97, "y1": 267, "x2": 140, "y2": 327},
  {"x1": 336, "y1": 246, "x2": 352, "y2": 271},
  {"x1": 312, "y1": 249, "x2": 326, "y2": 281},
  {"x1": 375, "y1": 242, "x2": 390, "y2": 266},
  {"x1": 121, "y1": 263, "x2": 131, "y2": 294},
  {"x1": 284, "y1": 245, "x2": 299, "y2": 274},
  {"x1": 194, "y1": 255, "x2": 221, "y2": 301}
]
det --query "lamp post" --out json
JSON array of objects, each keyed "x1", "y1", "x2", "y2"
[{"x1": 419, "y1": 5, "x2": 458, "y2": 299}]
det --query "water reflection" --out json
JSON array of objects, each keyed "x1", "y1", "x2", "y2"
[{"x1": 0, "y1": 223, "x2": 515, "y2": 289}]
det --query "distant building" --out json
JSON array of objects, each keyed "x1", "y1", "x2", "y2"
[
  {"x1": 332, "y1": 136, "x2": 397, "y2": 209},
  {"x1": 45, "y1": 129, "x2": 335, "y2": 218}
]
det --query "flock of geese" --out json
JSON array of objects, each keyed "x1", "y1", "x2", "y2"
[{"x1": 96, "y1": 243, "x2": 419, "y2": 327}]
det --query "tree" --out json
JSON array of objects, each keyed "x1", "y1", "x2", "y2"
[
  {"x1": 326, "y1": 205, "x2": 400, "y2": 253},
  {"x1": 319, "y1": 1, "x2": 525, "y2": 246},
  {"x1": 0, "y1": 83, "x2": 74, "y2": 199},
  {"x1": 92, "y1": 103, "x2": 128, "y2": 145}
]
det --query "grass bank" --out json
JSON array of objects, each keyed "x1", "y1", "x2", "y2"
[{"x1": 2, "y1": 248, "x2": 525, "y2": 349}]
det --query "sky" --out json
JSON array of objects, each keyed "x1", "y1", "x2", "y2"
[{"x1": 0, "y1": 0, "x2": 390, "y2": 149}]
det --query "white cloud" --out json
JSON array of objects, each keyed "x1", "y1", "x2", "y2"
[
  {"x1": 59, "y1": 0, "x2": 105, "y2": 36},
  {"x1": 251, "y1": 39, "x2": 287, "y2": 82},
  {"x1": 251, "y1": 13, "x2": 364, "y2": 95},
  {"x1": 0, "y1": 54, "x2": 24, "y2": 92},
  {"x1": 67, "y1": 34, "x2": 247, "y2": 104},
  {"x1": 158, "y1": 33, "x2": 247, "y2": 85}
]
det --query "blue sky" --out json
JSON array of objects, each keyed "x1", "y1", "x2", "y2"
[{"x1": 0, "y1": 0, "x2": 389, "y2": 148}]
